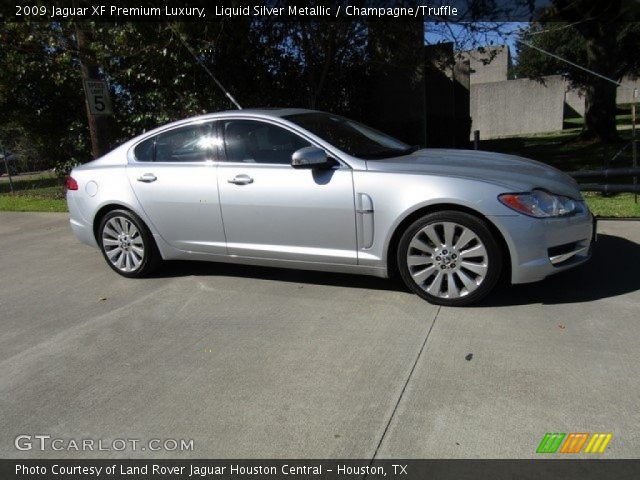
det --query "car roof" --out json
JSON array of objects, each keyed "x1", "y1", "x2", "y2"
[
  {"x1": 213, "y1": 108, "x2": 316, "y2": 117},
  {"x1": 177, "y1": 108, "x2": 317, "y2": 123}
]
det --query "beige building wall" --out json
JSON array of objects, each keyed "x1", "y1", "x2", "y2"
[
  {"x1": 470, "y1": 75, "x2": 565, "y2": 139},
  {"x1": 464, "y1": 44, "x2": 638, "y2": 138},
  {"x1": 616, "y1": 76, "x2": 640, "y2": 105},
  {"x1": 459, "y1": 45, "x2": 510, "y2": 85},
  {"x1": 564, "y1": 75, "x2": 640, "y2": 119},
  {"x1": 565, "y1": 86, "x2": 586, "y2": 117}
]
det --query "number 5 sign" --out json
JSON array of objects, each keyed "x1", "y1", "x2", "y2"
[{"x1": 83, "y1": 80, "x2": 113, "y2": 115}]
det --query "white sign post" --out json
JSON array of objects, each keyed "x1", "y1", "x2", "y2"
[{"x1": 83, "y1": 80, "x2": 112, "y2": 116}]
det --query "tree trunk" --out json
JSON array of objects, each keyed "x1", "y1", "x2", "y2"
[
  {"x1": 580, "y1": 34, "x2": 619, "y2": 143},
  {"x1": 583, "y1": 79, "x2": 618, "y2": 142},
  {"x1": 553, "y1": 0, "x2": 622, "y2": 143}
]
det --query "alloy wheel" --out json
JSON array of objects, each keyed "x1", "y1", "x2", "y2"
[
  {"x1": 405, "y1": 221, "x2": 489, "y2": 299},
  {"x1": 101, "y1": 216, "x2": 145, "y2": 273}
]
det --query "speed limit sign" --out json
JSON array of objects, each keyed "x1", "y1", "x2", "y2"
[{"x1": 83, "y1": 80, "x2": 113, "y2": 115}]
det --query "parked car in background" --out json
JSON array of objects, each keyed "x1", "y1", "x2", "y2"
[
  {"x1": 66, "y1": 109, "x2": 594, "y2": 306},
  {"x1": 0, "y1": 151, "x2": 18, "y2": 177}
]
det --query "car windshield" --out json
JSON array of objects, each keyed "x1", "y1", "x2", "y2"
[{"x1": 284, "y1": 112, "x2": 416, "y2": 159}]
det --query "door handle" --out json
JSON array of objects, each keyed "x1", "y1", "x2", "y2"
[
  {"x1": 228, "y1": 174, "x2": 254, "y2": 185},
  {"x1": 137, "y1": 173, "x2": 157, "y2": 183}
]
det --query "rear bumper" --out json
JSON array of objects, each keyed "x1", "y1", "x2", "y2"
[
  {"x1": 67, "y1": 192, "x2": 98, "y2": 248},
  {"x1": 491, "y1": 205, "x2": 595, "y2": 284},
  {"x1": 69, "y1": 217, "x2": 98, "y2": 248}
]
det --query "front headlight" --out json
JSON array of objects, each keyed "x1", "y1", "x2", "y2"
[{"x1": 498, "y1": 189, "x2": 578, "y2": 218}]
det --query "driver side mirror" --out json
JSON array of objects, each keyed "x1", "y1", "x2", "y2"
[{"x1": 291, "y1": 147, "x2": 336, "y2": 170}]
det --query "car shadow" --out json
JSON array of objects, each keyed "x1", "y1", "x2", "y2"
[
  {"x1": 153, "y1": 258, "x2": 404, "y2": 293},
  {"x1": 477, "y1": 233, "x2": 640, "y2": 307},
  {"x1": 151, "y1": 234, "x2": 640, "y2": 305}
]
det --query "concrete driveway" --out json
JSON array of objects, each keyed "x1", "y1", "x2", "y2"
[{"x1": 0, "y1": 212, "x2": 638, "y2": 458}]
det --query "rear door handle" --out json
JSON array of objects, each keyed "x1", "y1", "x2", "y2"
[
  {"x1": 137, "y1": 173, "x2": 157, "y2": 183},
  {"x1": 228, "y1": 174, "x2": 253, "y2": 185}
]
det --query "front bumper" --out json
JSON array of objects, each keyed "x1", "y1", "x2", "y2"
[{"x1": 491, "y1": 206, "x2": 595, "y2": 284}]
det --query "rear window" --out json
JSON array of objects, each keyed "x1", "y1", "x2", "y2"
[
  {"x1": 133, "y1": 137, "x2": 155, "y2": 162},
  {"x1": 155, "y1": 123, "x2": 215, "y2": 163},
  {"x1": 133, "y1": 122, "x2": 218, "y2": 162}
]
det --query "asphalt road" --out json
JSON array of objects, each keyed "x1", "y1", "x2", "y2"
[{"x1": 0, "y1": 212, "x2": 638, "y2": 459}]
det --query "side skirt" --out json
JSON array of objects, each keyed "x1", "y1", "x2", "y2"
[{"x1": 152, "y1": 234, "x2": 388, "y2": 279}]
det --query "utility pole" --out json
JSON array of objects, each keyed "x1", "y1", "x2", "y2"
[
  {"x1": 73, "y1": 1, "x2": 111, "y2": 159},
  {"x1": 633, "y1": 88, "x2": 637, "y2": 203}
]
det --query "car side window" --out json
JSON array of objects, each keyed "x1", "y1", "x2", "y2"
[
  {"x1": 133, "y1": 137, "x2": 154, "y2": 162},
  {"x1": 154, "y1": 123, "x2": 217, "y2": 162},
  {"x1": 222, "y1": 120, "x2": 311, "y2": 164}
]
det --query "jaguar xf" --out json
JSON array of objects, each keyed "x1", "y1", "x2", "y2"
[{"x1": 67, "y1": 109, "x2": 594, "y2": 306}]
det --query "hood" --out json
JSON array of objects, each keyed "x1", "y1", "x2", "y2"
[{"x1": 365, "y1": 149, "x2": 582, "y2": 199}]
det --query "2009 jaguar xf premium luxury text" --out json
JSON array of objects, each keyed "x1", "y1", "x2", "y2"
[{"x1": 67, "y1": 109, "x2": 594, "y2": 306}]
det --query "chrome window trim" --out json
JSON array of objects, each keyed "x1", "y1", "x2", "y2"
[{"x1": 127, "y1": 114, "x2": 353, "y2": 170}]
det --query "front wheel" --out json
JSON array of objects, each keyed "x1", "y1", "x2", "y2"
[
  {"x1": 98, "y1": 209, "x2": 160, "y2": 278},
  {"x1": 397, "y1": 211, "x2": 503, "y2": 306}
]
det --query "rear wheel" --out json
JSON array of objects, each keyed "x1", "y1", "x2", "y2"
[
  {"x1": 397, "y1": 211, "x2": 502, "y2": 306},
  {"x1": 98, "y1": 209, "x2": 160, "y2": 278}
]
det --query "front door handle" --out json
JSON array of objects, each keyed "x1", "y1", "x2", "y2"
[
  {"x1": 228, "y1": 174, "x2": 254, "y2": 185},
  {"x1": 137, "y1": 173, "x2": 157, "y2": 183}
]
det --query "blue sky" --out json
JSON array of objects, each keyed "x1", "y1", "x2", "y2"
[{"x1": 424, "y1": 22, "x2": 529, "y2": 61}]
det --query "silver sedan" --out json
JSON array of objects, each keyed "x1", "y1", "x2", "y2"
[{"x1": 67, "y1": 109, "x2": 594, "y2": 306}]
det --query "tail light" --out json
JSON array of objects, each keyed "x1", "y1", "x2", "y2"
[{"x1": 66, "y1": 176, "x2": 78, "y2": 191}]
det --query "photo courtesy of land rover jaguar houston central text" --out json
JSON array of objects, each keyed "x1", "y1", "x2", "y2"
[{"x1": 66, "y1": 109, "x2": 595, "y2": 306}]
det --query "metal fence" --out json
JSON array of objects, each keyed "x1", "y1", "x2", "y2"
[{"x1": 569, "y1": 167, "x2": 640, "y2": 200}]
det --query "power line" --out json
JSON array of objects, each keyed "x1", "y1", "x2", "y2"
[
  {"x1": 525, "y1": 18, "x2": 594, "y2": 36},
  {"x1": 516, "y1": 38, "x2": 623, "y2": 87},
  {"x1": 168, "y1": 24, "x2": 242, "y2": 110}
]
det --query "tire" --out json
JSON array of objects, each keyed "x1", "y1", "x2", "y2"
[
  {"x1": 98, "y1": 209, "x2": 161, "y2": 278},
  {"x1": 397, "y1": 210, "x2": 502, "y2": 306}
]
